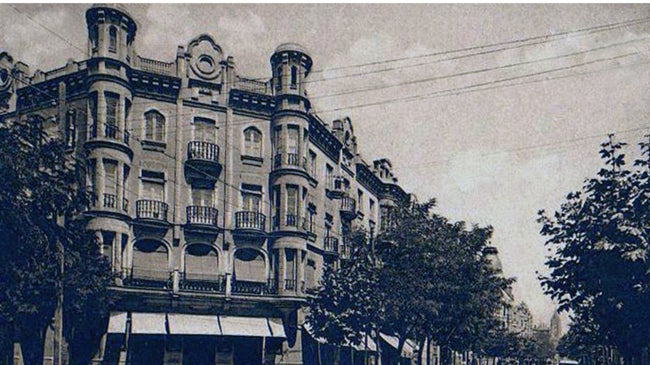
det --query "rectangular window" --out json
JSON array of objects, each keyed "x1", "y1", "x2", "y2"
[
  {"x1": 88, "y1": 159, "x2": 97, "y2": 195},
  {"x1": 309, "y1": 150, "x2": 317, "y2": 176},
  {"x1": 124, "y1": 99, "x2": 131, "y2": 133},
  {"x1": 369, "y1": 199, "x2": 376, "y2": 217},
  {"x1": 286, "y1": 185, "x2": 298, "y2": 217},
  {"x1": 141, "y1": 170, "x2": 165, "y2": 201},
  {"x1": 325, "y1": 164, "x2": 333, "y2": 189},
  {"x1": 380, "y1": 205, "x2": 390, "y2": 231},
  {"x1": 290, "y1": 66, "x2": 297, "y2": 88},
  {"x1": 273, "y1": 186, "x2": 281, "y2": 228},
  {"x1": 105, "y1": 93, "x2": 118, "y2": 127},
  {"x1": 357, "y1": 189, "x2": 364, "y2": 212},
  {"x1": 287, "y1": 126, "x2": 299, "y2": 155},
  {"x1": 191, "y1": 188, "x2": 214, "y2": 207},
  {"x1": 104, "y1": 160, "x2": 118, "y2": 196},
  {"x1": 274, "y1": 126, "x2": 283, "y2": 156},
  {"x1": 243, "y1": 193, "x2": 261, "y2": 213},
  {"x1": 109, "y1": 26, "x2": 117, "y2": 53},
  {"x1": 194, "y1": 117, "x2": 215, "y2": 143}
]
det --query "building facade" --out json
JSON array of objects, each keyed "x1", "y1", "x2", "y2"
[
  {"x1": 0, "y1": 4, "x2": 410, "y2": 365},
  {"x1": 510, "y1": 303, "x2": 533, "y2": 338}
]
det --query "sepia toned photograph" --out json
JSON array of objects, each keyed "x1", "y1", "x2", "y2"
[{"x1": 0, "y1": 3, "x2": 649, "y2": 365}]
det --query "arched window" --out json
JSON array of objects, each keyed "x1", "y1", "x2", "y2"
[
  {"x1": 108, "y1": 26, "x2": 117, "y2": 53},
  {"x1": 144, "y1": 110, "x2": 165, "y2": 143},
  {"x1": 184, "y1": 244, "x2": 219, "y2": 281},
  {"x1": 131, "y1": 240, "x2": 169, "y2": 280},
  {"x1": 243, "y1": 127, "x2": 262, "y2": 157}
]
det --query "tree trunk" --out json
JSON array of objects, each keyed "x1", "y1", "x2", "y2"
[
  {"x1": 335, "y1": 346, "x2": 341, "y2": 365},
  {"x1": 426, "y1": 336, "x2": 431, "y2": 365},
  {"x1": 397, "y1": 338, "x2": 406, "y2": 365}
]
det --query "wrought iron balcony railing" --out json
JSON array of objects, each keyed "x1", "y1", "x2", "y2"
[
  {"x1": 187, "y1": 141, "x2": 219, "y2": 162},
  {"x1": 186, "y1": 205, "x2": 219, "y2": 227},
  {"x1": 324, "y1": 237, "x2": 339, "y2": 253},
  {"x1": 135, "y1": 199, "x2": 168, "y2": 221},
  {"x1": 179, "y1": 273, "x2": 226, "y2": 293},
  {"x1": 234, "y1": 211, "x2": 266, "y2": 231},
  {"x1": 231, "y1": 278, "x2": 278, "y2": 295}
]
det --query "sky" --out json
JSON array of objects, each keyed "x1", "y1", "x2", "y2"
[{"x1": 3, "y1": 3, "x2": 650, "y2": 330}]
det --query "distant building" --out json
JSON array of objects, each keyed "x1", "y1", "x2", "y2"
[
  {"x1": 484, "y1": 246, "x2": 514, "y2": 329},
  {"x1": 510, "y1": 302, "x2": 534, "y2": 338},
  {"x1": 549, "y1": 311, "x2": 562, "y2": 347}
]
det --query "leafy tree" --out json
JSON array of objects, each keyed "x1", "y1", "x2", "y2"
[
  {"x1": 308, "y1": 199, "x2": 513, "y2": 365},
  {"x1": 538, "y1": 135, "x2": 650, "y2": 365},
  {"x1": 0, "y1": 118, "x2": 113, "y2": 365},
  {"x1": 307, "y1": 229, "x2": 382, "y2": 365}
]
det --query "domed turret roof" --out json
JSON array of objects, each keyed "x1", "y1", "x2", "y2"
[{"x1": 274, "y1": 42, "x2": 310, "y2": 55}]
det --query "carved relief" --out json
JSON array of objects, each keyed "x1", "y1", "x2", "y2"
[
  {"x1": 186, "y1": 35, "x2": 223, "y2": 82},
  {"x1": 0, "y1": 52, "x2": 15, "y2": 110}
]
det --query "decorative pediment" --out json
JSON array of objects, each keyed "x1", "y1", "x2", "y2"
[{"x1": 186, "y1": 34, "x2": 224, "y2": 82}]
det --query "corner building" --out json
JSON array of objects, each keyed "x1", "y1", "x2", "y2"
[{"x1": 0, "y1": 4, "x2": 411, "y2": 365}]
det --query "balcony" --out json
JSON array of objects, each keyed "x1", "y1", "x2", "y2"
[
  {"x1": 135, "y1": 200, "x2": 169, "y2": 226},
  {"x1": 231, "y1": 278, "x2": 278, "y2": 296},
  {"x1": 340, "y1": 244, "x2": 351, "y2": 260},
  {"x1": 185, "y1": 141, "x2": 222, "y2": 183},
  {"x1": 234, "y1": 211, "x2": 266, "y2": 238},
  {"x1": 323, "y1": 237, "x2": 339, "y2": 255},
  {"x1": 123, "y1": 268, "x2": 171, "y2": 290},
  {"x1": 273, "y1": 153, "x2": 308, "y2": 174},
  {"x1": 186, "y1": 205, "x2": 219, "y2": 227},
  {"x1": 179, "y1": 273, "x2": 226, "y2": 293},
  {"x1": 86, "y1": 123, "x2": 132, "y2": 158},
  {"x1": 326, "y1": 175, "x2": 347, "y2": 199},
  {"x1": 86, "y1": 192, "x2": 129, "y2": 219},
  {"x1": 340, "y1": 195, "x2": 357, "y2": 220},
  {"x1": 272, "y1": 214, "x2": 310, "y2": 234}
]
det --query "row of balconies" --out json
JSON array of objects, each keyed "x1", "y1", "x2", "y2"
[
  {"x1": 120, "y1": 268, "x2": 306, "y2": 297},
  {"x1": 93, "y1": 195, "x2": 357, "y2": 232}
]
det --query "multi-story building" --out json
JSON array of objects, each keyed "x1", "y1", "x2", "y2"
[
  {"x1": 510, "y1": 302, "x2": 534, "y2": 338},
  {"x1": 0, "y1": 4, "x2": 411, "y2": 365}
]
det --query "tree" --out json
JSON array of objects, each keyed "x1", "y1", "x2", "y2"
[
  {"x1": 0, "y1": 118, "x2": 113, "y2": 365},
  {"x1": 308, "y1": 199, "x2": 513, "y2": 365},
  {"x1": 307, "y1": 229, "x2": 382, "y2": 365},
  {"x1": 538, "y1": 135, "x2": 650, "y2": 365}
]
